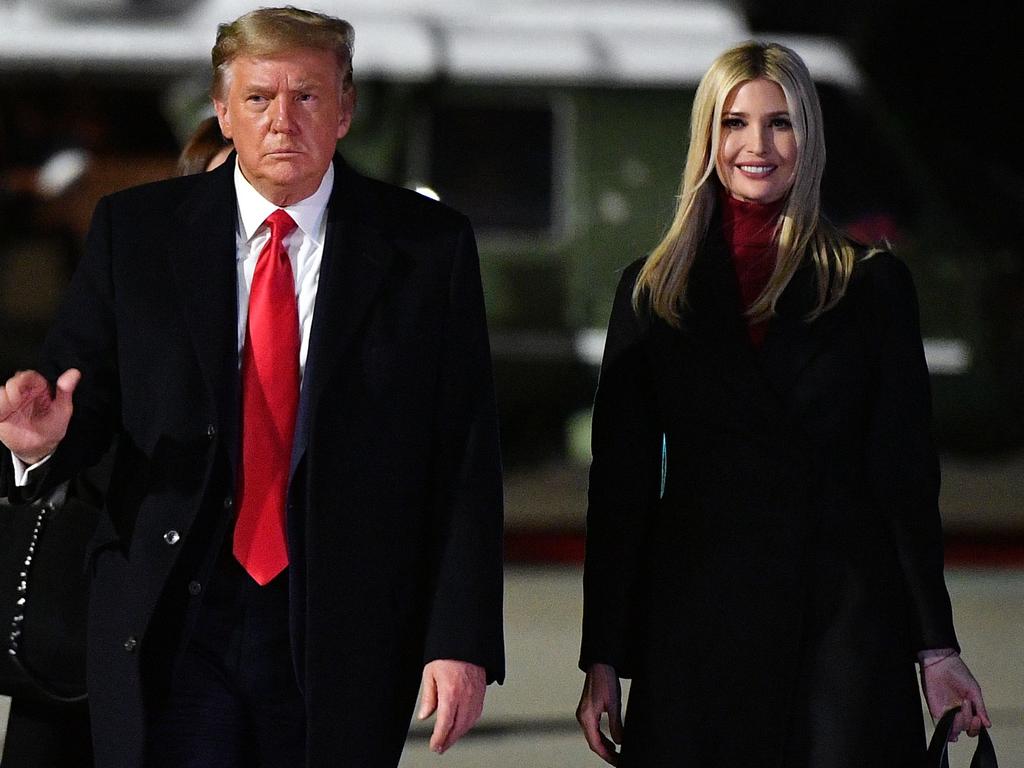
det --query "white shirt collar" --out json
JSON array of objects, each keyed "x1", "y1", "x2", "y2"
[{"x1": 233, "y1": 159, "x2": 334, "y2": 252}]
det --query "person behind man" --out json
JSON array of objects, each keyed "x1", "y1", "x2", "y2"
[
  {"x1": 2, "y1": 100, "x2": 234, "y2": 768},
  {"x1": 176, "y1": 115, "x2": 234, "y2": 176},
  {"x1": 0, "y1": 7, "x2": 505, "y2": 767}
]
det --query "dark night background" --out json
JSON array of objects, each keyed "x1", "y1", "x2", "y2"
[
  {"x1": 743, "y1": 1, "x2": 1021, "y2": 249},
  {"x1": 0, "y1": 1, "x2": 1021, "y2": 457}
]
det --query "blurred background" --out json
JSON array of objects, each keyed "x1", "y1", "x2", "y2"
[{"x1": 0, "y1": 1, "x2": 1021, "y2": 765}]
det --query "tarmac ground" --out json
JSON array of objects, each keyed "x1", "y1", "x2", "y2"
[
  {"x1": 401, "y1": 564, "x2": 1024, "y2": 768},
  {"x1": 2, "y1": 452, "x2": 1022, "y2": 766},
  {"x1": 4, "y1": 566, "x2": 1017, "y2": 767}
]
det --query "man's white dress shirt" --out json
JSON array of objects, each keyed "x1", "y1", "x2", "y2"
[{"x1": 12, "y1": 159, "x2": 334, "y2": 485}]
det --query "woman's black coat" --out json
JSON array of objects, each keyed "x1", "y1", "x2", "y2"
[{"x1": 580, "y1": 234, "x2": 959, "y2": 767}]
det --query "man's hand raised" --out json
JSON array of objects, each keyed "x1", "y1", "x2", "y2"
[{"x1": 0, "y1": 369, "x2": 80, "y2": 464}]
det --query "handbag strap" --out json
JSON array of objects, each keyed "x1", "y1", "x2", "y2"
[
  {"x1": 6, "y1": 481, "x2": 88, "y2": 704},
  {"x1": 927, "y1": 706, "x2": 998, "y2": 768}
]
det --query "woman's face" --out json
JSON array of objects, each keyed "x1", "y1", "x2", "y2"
[{"x1": 716, "y1": 78, "x2": 797, "y2": 204}]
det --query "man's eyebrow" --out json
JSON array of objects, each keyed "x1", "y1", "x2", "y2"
[{"x1": 239, "y1": 78, "x2": 325, "y2": 91}]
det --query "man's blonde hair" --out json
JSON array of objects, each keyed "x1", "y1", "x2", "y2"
[{"x1": 211, "y1": 6, "x2": 355, "y2": 99}]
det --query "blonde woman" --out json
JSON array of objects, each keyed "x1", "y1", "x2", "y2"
[{"x1": 576, "y1": 41, "x2": 988, "y2": 766}]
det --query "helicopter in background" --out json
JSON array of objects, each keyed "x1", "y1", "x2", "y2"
[{"x1": 1, "y1": 0, "x2": 1021, "y2": 465}]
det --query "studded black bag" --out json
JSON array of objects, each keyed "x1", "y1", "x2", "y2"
[{"x1": 0, "y1": 481, "x2": 95, "y2": 704}]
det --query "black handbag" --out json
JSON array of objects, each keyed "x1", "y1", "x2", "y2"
[
  {"x1": 0, "y1": 480, "x2": 95, "y2": 704},
  {"x1": 927, "y1": 705, "x2": 998, "y2": 768}
]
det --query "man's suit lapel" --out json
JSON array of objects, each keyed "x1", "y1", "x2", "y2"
[
  {"x1": 167, "y1": 160, "x2": 241, "y2": 476},
  {"x1": 284, "y1": 160, "x2": 399, "y2": 685},
  {"x1": 163, "y1": 157, "x2": 400, "y2": 482},
  {"x1": 290, "y1": 159, "x2": 398, "y2": 478}
]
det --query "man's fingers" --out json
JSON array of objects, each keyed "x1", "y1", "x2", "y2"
[
  {"x1": 429, "y1": 693, "x2": 455, "y2": 754},
  {"x1": 439, "y1": 701, "x2": 477, "y2": 754},
  {"x1": 442, "y1": 686, "x2": 484, "y2": 752},
  {"x1": 418, "y1": 671, "x2": 438, "y2": 720},
  {"x1": 55, "y1": 368, "x2": 82, "y2": 401},
  {"x1": 419, "y1": 660, "x2": 487, "y2": 753},
  {"x1": 1, "y1": 371, "x2": 45, "y2": 418},
  {"x1": 0, "y1": 369, "x2": 76, "y2": 418},
  {"x1": 451, "y1": 706, "x2": 475, "y2": 746}
]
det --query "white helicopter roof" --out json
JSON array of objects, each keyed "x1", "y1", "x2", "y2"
[{"x1": 0, "y1": 0, "x2": 861, "y2": 87}]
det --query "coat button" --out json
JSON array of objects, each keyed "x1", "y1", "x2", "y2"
[
  {"x1": 187, "y1": 581, "x2": 202, "y2": 596},
  {"x1": 223, "y1": 496, "x2": 233, "y2": 510},
  {"x1": 206, "y1": 424, "x2": 217, "y2": 440},
  {"x1": 163, "y1": 530, "x2": 180, "y2": 546},
  {"x1": 123, "y1": 636, "x2": 137, "y2": 652}
]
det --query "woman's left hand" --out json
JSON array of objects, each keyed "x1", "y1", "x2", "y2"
[{"x1": 919, "y1": 650, "x2": 991, "y2": 741}]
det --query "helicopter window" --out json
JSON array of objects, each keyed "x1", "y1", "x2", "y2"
[{"x1": 428, "y1": 104, "x2": 554, "y2": 232}]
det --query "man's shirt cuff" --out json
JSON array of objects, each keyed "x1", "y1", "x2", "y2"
[{"x1": 11, "y1": 452, "x2": 53, "y2": 487}]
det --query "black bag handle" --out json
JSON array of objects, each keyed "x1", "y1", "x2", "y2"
[
  {"x1": 5, "y1": 482, "x2": 88, "y2": 704},
  {"x1": 926, "y1": 705, "x2": 998, "y2": 768}
]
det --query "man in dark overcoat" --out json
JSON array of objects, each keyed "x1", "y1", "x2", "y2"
[{"x1": 0, "y1": 7, "x2": 504, "y2": 767}]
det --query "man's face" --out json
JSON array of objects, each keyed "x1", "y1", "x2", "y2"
[{"x1": 214, "y1": 48, "x2": 354, "y2": 206}]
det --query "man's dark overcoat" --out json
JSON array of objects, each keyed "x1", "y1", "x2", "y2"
[
  {"x1": 1, "y1": 156, "x2": 505, "y2": 767},
  {"x1": 580, "y1": 232, "x2": 959, "y2": 767}
]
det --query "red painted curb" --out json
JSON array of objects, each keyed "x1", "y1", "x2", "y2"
[
  {"x1": 504, "y1": 531, "x2": 1024, "y2": 568},
  {"x1": 944, "y1": 534, "x2": 1024, "y2": 568}
]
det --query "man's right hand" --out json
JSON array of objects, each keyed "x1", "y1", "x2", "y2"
[
  {"x1": 0, "y1": 369, "x2": 80, "y2": 464},
  {"x1": 576, "y1": 663, "x2": 624, "y2": 765}
]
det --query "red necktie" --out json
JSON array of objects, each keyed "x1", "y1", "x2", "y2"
[{"x1": 234, "y1": 209, "x2": 299, "y2": 585}]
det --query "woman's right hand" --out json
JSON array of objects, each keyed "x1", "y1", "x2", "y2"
[{"x1": 577, "y1": 663, "x2": 624, "y2": 765}]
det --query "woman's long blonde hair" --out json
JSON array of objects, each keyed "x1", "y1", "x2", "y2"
[{"x1": 634, "y1": 41, "x2": 856, "y2": 325}]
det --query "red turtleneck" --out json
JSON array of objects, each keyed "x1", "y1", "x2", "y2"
[{"x1": 719, "y1": 191, "x2": 785, "y2": 348}]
